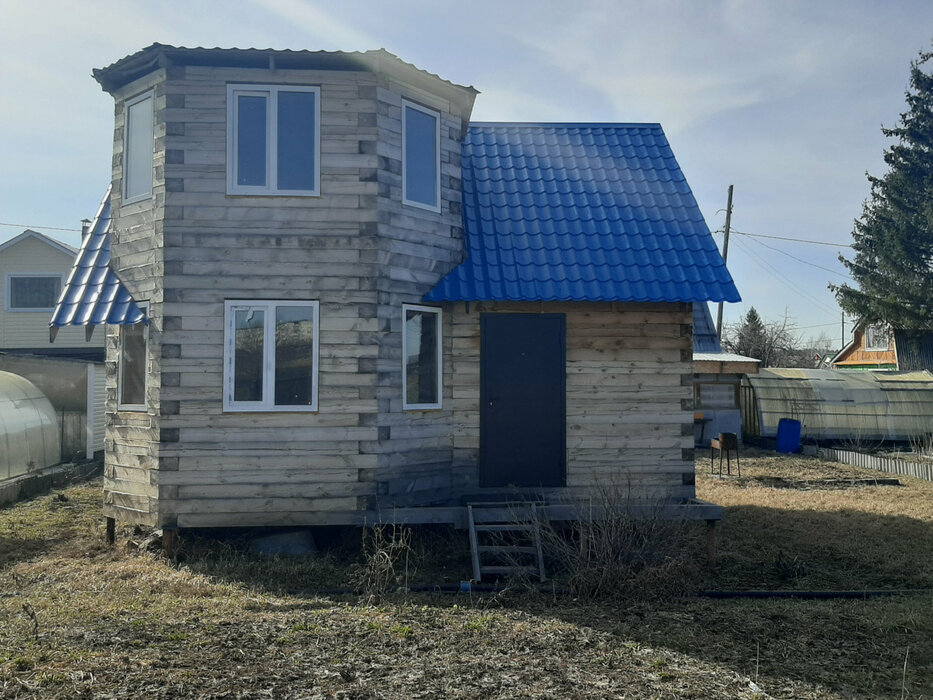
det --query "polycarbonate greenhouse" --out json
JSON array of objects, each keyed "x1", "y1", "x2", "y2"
[
  {"x1": 0, "y1": 371, "x2": 59, "y2": 482},
  {"x1": 742, "y1": 368, "x2": 933, "y2": 442}
]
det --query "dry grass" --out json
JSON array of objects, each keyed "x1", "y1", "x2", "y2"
[
  {"x1": 698, "y1": 447, "x2": 933, "y2": 591},
  {"x1": 1, "y1": 453, "x2": 932, "y2": 698}
]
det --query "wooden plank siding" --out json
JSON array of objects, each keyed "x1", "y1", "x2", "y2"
[
  {"x1": 448, "y1": 302, "x2": 696, "y2": 504},
  {"x1": 833, "y1": 327, "x2": 898, "y2": 369},
  {"x1": 105, "y1": 68, "x2": 167, "y2": 526},
  {"x1": 101, "y1": 55, "x2": 696, "y2": 528}
]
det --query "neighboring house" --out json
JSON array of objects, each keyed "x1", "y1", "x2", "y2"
[
  {"x1": 54, "y1": 44, "x2": 739, "y2": 532},
  {"x1": 692, "y1": 303, "x2": 759, "y2": 444},
  {"x1": 831, "y1": 323, "x2": 933, "y2": 371},
  {"x1": 0, "y1": 229, "x2": 104, "y2": 361}
]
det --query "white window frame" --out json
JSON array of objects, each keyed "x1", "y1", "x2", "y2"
[
  {"x1": 226, "y1": 84, "x2": 321, "y2": 197},
  {"x1": 866, "y1": 324, "x2": 890, "y2": 351},
  {"x1": 402, "y1": 303, "x2": 443, "y2": 410},
  {"x1": 223, "y1": 300, "x2": 320, "y2": 412},
  {"x1": 5, "y1": 273, "x2": 64, "y2": 312},
  {"x1": 118, "y1": 302, "x2": 149, "y2": 412},
  {"x1": 122, "y1": 90, "x2": 154, "y2": 204},
  {"x1": 401, "y1": 99, "x2": 441, "y2": 213}
]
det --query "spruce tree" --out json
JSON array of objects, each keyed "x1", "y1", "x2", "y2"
[
  {"x1": 724, "y1": 307, "x2": 768, "y2": 360},
  {"x1": 833, "y1": 48, "x2": 933, "y2": 329}
]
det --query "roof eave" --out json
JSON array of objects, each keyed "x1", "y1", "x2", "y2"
[{"x1": 93, "y1": 45, "x2": 478, "y2": 119}]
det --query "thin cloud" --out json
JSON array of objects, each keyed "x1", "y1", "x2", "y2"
[{"x1": 246, "y1": 0, "x2": 380, "y2": 51}]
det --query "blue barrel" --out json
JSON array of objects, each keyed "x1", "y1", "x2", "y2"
[{"x1": 776, "y1": 418, "x2": 802, "y2": 453}]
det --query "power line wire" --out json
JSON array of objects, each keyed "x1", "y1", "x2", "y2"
[
  {"x1": 745, "y1": 235, "x2": 853, "y2": 280},
  {"x1": 796, "y1": 321, "x2": 844, "y2": 330},
  {"x1": 716, "y1": 227, "x2": 854, "y2": 249},
  {"x1": 731, "y1": 236, "x2": 840, "y2": 317},
  {"x1": 0, "y1": 222, "x2": 82, "y2": 232}
]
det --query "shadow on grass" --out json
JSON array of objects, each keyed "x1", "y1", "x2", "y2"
[
  {"x1": 174, "y1": 524, "x2": 474, "y2": 597},
  {"x1": 543, "y1": 593, "x2": 933, "y2": 699},
  {"x1": 708, "y1": 504, "x2": 933, "y2": 591},
  {"x1": 529, "y1": 503, "x2": 933, "y2": 699},
  {"x1": 0, "y1": 536, "x2": 62, "y2": 570},
  {"x1": 172, "y1": 502, "x2": 933, "y2": 699}
]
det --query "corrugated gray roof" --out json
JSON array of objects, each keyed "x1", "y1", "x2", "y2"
[{"x1": 93, "y1": 44, "x2": 478, "y2": 98}]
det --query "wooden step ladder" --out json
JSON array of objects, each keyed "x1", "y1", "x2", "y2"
[{"x1": 467, "y1": 502, "x2": 547, "y2": 583}]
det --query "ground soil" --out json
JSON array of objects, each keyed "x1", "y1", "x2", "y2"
[{"x1": 1, "y1": 451, "x2": 931, "y2": 699}]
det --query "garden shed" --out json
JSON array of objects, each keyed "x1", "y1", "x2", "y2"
[
  {"x1": 692, "y1": 302, "x2": 759, "y2": 444},
  {"x1": 742, "y1": 368, "x2": 933, "y2": 442}
]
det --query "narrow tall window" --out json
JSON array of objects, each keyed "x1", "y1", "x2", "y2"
[
  {"x1": 227, "y1": 85, "x2": 320, "y2": 196},
  {"x1": 402, "y1": 100, "x2": 440, "y2": 212},
  {"x1": 403, "y1": 304, "x2": 442, "y2": 409},
  {"x1": 119, "y1": 307, "x2": 148, "y2": 410},
  {"x1": 224, "y1": 300, "x2": 319, "y2": 411},
  {"x1": 124, "y1": 92, "x2": 154, "y2": 202},
  {"x1": 7, "y1": 275, "x2": 61, "y2": 311}
]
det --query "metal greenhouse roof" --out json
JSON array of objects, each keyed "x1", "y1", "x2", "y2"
[
  {"x1": 49, "y1": 187, "x2": 146, "y2": 339},
  {"x1": 425, "y1": 123, "x2": 740, "y2": 303},
  {"x1": 744, "y1": 368, "x2": 933, "y2": 441}
]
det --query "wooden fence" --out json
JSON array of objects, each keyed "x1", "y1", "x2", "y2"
[{"x1": 811, "y1": 446, "x2": 933, "y2": 482}]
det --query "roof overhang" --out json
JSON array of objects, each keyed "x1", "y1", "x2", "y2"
[
  {"x1": 693, "y1": 352, "x2": 760, "y2": 375},
  {"x1": 93, "y1": 44, "x2": 479, "y2": 129},
  {"x1": 49, "y1": 186, "x2": 147, "y2": 342}
]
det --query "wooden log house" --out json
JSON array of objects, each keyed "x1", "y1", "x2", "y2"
[{"x1": 53, "y1": 45, "x2": 740, "y2": 532}]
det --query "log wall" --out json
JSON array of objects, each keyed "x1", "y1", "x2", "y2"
[
  {"x1": 106, "y1": 69, "x2": 166, "y2": 525},
  {"x1": 449, "y1": 302, "x2": 696, "y2": 503},
  {"x1": 101, "y1": 56, "x2": 696, "y2": 527}
]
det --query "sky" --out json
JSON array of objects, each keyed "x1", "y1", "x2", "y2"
[{"x1": 1, "y1": 0, "x2": 931, "y2": 347}]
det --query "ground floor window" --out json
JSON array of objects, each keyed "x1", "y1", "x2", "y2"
[
  {"x1": 224, "y1": 300, "x2": 319, "y2": 411},
  {"x1": 695, "y1": 382, "x2": 739, "y2": 409},
  {"x1": 118, "y1": 305, "x2": 148, "y2": 410},
  {"x1": 403, "y1": 304, "x2": 442, "y2": 409}
]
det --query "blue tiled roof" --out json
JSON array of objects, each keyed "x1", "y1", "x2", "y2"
[
  {"x1": 50, "y1": 187, "x2": 146, "y2": 333},
  {"x1": 425, "y1": 123, "x2": 740, "y2": 303},
  {"x1": 694, "y1": 302, "x2": 723, "y2": 353}
]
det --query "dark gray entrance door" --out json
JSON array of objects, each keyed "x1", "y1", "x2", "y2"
[{"x1": 480, "y1": 313, "x2": 566, "y2": 487}]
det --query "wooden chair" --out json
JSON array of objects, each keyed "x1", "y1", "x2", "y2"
[{"x1": 710, "y1": 432, "x2": 740, "y2": 477}]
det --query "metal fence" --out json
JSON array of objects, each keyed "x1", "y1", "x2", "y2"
[{"x1": 812, "y1": 446, "x2": 933, "y2": 482}]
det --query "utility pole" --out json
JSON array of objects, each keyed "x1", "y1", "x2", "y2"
[
  {"x1": 715, "y1": 185, "x2": 734, "y2": 338},
  {"x1": 841, "y1": 311, "x2": 845, "y2": 350}
]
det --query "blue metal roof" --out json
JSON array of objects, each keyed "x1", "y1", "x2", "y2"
[
  {"x1": 694, "y1": 302, "x2": 723, "y2": 353},
  {"x1": 50, "y1": 187, "x2": 146, "y2": 337},
  {"x1": 425, "y1": 123, "x2": 740, "y2": 303}
]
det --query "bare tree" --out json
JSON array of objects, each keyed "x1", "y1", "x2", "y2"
[{"x1": 723, "y1": 308, "x2": 805, "y2": 368}]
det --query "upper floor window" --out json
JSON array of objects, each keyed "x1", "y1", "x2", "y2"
[
  {"x1": 866, "y1": 324, "x2": 890, "y2": 351},
  {"x1": 224, "y1": 300, "x2": 320, "y2": 411},
  {"x1": 227, "y1": 85, "x2": 320, "y2": 196},
  {"x1": 402, "y1": 100, "x2": 440, "y2": 212},
  {"x1": 402, "y1": 304, "x2": 442, "y2": 409},
  {"x1": 123, "y1": 91, "x2": 154, "y2": 203},
  {"x1": 7, "y1": 275, "x2": 62, "y2": 311}
]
